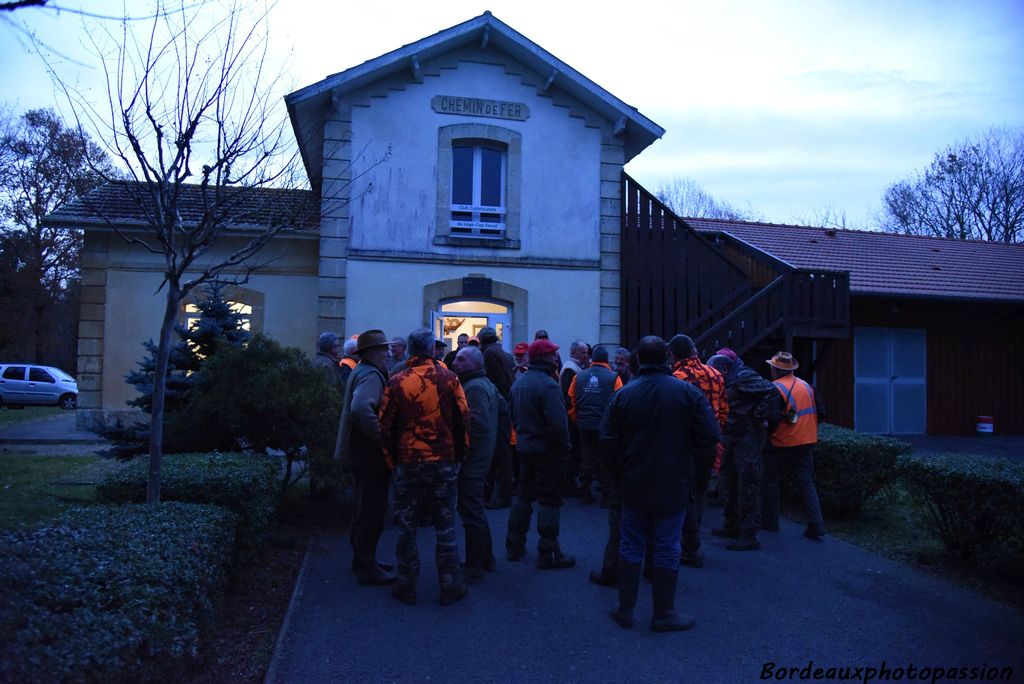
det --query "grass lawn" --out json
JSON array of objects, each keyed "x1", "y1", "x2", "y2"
[
  {"x1": 0, "y1": 406, "x2": 64, "y2": 427},
  {"x1": 0, "y1": 452, "x2": 101, "y2": 529}
]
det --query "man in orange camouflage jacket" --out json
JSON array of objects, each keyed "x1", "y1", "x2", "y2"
[{"x1": 380, "y1": 328, "x2": 471, "y2": 607}]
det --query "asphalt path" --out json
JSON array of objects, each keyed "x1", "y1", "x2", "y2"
[{"x1": 266, "y1": 500, "x2": 1023, "y2": 683}]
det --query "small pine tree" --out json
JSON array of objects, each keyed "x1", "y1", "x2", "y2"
[
  {"x1": 125, "y1": 282, "x2": 251, "y2": 413},
  {"x1": 179, "y1": 282, "x2": 251, "y2": 359}
]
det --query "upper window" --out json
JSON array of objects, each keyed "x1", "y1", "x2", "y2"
[
  {"x1": 450, "y1": 142, "x2": 506, "y2": 238},
  {"x1": 436, "y1": 124, "x2": 521, "y2": 249}
]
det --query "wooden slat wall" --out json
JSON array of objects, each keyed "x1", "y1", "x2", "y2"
[
  {"x1": 620, "y1": 174, "x2": 750, "y2": 346},
  {"x1": 812, "y1": 297, "x2": 1024, "y2": 435}
]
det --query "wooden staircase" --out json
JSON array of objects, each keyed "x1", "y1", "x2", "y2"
[{"x1": 620, "y1": 173, "x2": 850, "y2": 357}]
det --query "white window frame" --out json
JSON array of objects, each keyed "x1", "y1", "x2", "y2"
[
  {"x1": 450, "y1": 143, "x2": 507, "y2": 238},
  {"x1": 435, "y1": 124, "x2": 521, "y2": 249}
]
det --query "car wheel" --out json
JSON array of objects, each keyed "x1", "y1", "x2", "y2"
[{"x1": 59, "y1": 394, "x2": 77, "y2": 411}]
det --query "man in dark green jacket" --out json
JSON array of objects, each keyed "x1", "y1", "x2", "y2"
[
  {"x1": 601, "y1": 336, "x2": 719, "y2": 632},
  {"x1": 334, "y1": 329, "x2": 394, "y2": 586},
  {"x1": 451, "y1": 346, "x2": 508, "y2": 583}
]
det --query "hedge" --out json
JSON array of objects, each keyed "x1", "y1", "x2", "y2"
[
  {"x1": 97, "y1": 452, "x2": 279, "y2": 551},
  {"x1": 779, "y1": 424, "x2": 912, "y2": 518},
  {"x1": 0, "y1": 503, "x2": 235, "y2": 682},
  {"x1": 898, "y1": 451, "x2": 1024, "y2": 580}
]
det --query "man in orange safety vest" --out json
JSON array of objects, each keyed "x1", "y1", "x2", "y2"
[{"x1": 761, "y1": 351, "x2": 826, "y2": 541}]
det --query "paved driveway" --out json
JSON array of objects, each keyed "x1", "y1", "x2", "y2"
[{"x1": 266, "y1": 501, "x2": 1023, "y2": 683}]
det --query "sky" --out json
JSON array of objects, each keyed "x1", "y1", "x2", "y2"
[{"x1": 2, "y1": 0, "x2": 1023, "y2": 229}]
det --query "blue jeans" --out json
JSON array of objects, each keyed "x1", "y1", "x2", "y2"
[{"x1": 619, "y1": 504, "x2": 686, "y2": 569}]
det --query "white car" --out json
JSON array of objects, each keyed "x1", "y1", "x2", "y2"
[{"x1": 0, "y1": 364, "x2": 78, "y2": 410}]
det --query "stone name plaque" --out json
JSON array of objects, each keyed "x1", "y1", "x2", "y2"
[{"x1": 432, "y1": 95, "x2": 530, "y2": 121}]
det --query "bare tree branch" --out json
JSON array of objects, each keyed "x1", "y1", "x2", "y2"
[{"x1": 879, "y1": 127, "x2": 1024, "y2": 243}]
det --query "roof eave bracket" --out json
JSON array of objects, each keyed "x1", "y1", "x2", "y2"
[
  {"x1": 540, "y1": 69, "x2": 558, "y2": 94},
  {"x1": 410, "y1": 54, "x2": 422, "y2": 79},
  {"x1": 613, "y1": 116, "x2": 627, "y2": 137},
  {"x1": 480, "y1": 25, "x2": 490, "y2": 51}
]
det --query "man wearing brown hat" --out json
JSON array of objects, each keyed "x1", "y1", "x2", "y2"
[
  {"x1": 334, "y1": 329, "x2": 395, "y2": 585},
  {"x1": 761, "y1": 351, "x2": 826, "y2": 541},
  {"x1": 505, "y1": 338, "x2": 576, "y2": 569}
]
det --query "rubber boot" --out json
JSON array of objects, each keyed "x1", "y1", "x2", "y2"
[
  {"x1": 481, "y1": 525, "x2": 497, "y2": 571},
  {"x1": 536, "y1": 505, "x2": 575, "y2": 569},
  {"x1": 650, "y1": 567, "x2": 695, "y2": 632},
  {"x1": 579, "y1": 477, "x2": 595, "y2": 505},
  {"x1": 505, "y1": 498, "x2": 532, "y2": 560},
  {"x1": 462, "y1": 527, "x2": 485, "y2": 584},
  {"x1": 610, "y1": 560, "x2": 641, "y2": 629}
]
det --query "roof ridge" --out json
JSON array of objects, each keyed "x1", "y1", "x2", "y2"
[{"x1": 689, "y1": 216, "x2": 1024, "y2": 248}]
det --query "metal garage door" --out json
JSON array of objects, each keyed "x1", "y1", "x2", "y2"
[{"x1": 854, "y1": 327, "x2": 926, "y2": 434}]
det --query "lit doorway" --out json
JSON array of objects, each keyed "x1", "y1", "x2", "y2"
[{"x1": 432, "y1": 299, "x2": 512, "y2": 353}]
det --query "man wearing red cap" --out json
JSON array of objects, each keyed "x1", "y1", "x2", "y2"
[
  {"x1": 513, "y1": 342, "x2": 530, "y2": 378},
  {"x1": 505, "y1": 338, "x2": 575, "y2": 569}
]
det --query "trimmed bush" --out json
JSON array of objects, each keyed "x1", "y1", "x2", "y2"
[
  {"x1": 781, "y1": 424, "x2": 912, "y2": 517},
  {"x1": 0, "y1": 502, "x2": 235, "y2": 682},
  {"x1": 169, "y1": 335, "x2": 342, "y2": 493},
  {"x1": 97, "y1": 452, "x2": 279, "y2": 550},
  {"x1": 898, "y1": 451, "x2": 1024, "y2": 580}
]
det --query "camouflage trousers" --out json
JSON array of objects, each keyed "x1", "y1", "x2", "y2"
[
  {"x1": 393, "y1": 461, "x2": 461, "y2": 590},
  {"x1": 721, "y1": 424, "x2": 767, "y2": 539}
]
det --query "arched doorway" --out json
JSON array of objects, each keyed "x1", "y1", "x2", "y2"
[
  {"x1": 422, "y1": 276, "x2": 528, "y2": 352},
  {"x1": 432, "y1": 299, "x2": 512, "y2": 352}
]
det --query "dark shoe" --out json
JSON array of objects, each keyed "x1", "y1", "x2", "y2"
[
  {"x1": 391, "y1": 583, "x2": 417, "y2": 606},
  {"x1": 725, "y1": 538, "x2": 761, "y2": 551},
  {"x1": 506, "y1": 545, "x2": 526, "y2": 561},
  {"x1": 485, "y1": 497, "x2": 511, "y2": 510},
  {"x1": 611, "y1": 560, "x2": 642, "y2": 630},
  {"x1": 537, "y1": 549, "x2": 576, "y2": 570},
  {"x1": 804, "y1": 527, "x2": 825, "y2": 541},
  {"x1": 650, "y1": 567, "x2": 695, "y2": 632},
  {"x1": 439, "y1": 583, "x2": 468, "y2": 606},
  {"x1": 711, "y1": 526, "x2": 740, "y2": 538},
  {"x1": 356, "y1": 565, "x2": 397, "y2": 585},
  {"x1": 462, "y1": 566, "x2": 485, "y2": 584},
  {"x1": 589, "y1": 568, "x2": 618, "y2": 587},
  {"x1": 610, "y1": 607, "x2": 634, "y2": 629},
  {"x1": 680, "y1": 550, "x2": 705, "y2": 568}
]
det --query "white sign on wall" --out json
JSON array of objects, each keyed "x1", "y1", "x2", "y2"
[{"x1": 432, "y1": 95, "x2": 530, "y2": 121}]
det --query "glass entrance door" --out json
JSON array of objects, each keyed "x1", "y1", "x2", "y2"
[{"x1": 432, "y1": 299, "x2": 512, "y2": 353}]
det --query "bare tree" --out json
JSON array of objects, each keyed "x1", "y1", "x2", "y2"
[
  {"x1": 879, "y1": 127, "x2": 1024, "y2": 243},
  {"x1": 48, "y1": 1, "x2": 383, "y2": 503},
  {"x1": 655, "y1": 176, "x2": 755, "y2": 220},
  {"x1": 792, "y1": 204, "x2": 852, "y2": 230}
]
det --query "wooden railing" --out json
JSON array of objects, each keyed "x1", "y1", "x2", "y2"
[
  {"x1": 620, "y1": 173, "x2": 850, "y2": 353},
  {"x1": 693, "y1": 275, "x2": 787, "y2": 359},
  {"x1": 693, "y1": 269, "x2": 849, "y2": 358},
  {"x1": 620, "y1": 173, "x2": 750, "y2": 346}
]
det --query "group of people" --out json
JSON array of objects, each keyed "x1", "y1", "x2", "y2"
[{"x1": 322, "y1": 324, "x2": 825, "y2": 631}]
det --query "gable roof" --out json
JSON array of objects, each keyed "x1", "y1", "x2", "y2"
[
  {"x1": 44, "y1": 180, "x2": 320, "y2": 232},
  {"x1": 286, "y1": 12, "x2": 664, "y2": 186},
  {"x1": 687, "y1": 217, "x2": 1024, "y2": 303}
]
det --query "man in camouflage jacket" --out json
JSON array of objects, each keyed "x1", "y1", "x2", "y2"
[{"x1": 380, "y1": 328, "x2": 471, "y2": 606}]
